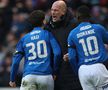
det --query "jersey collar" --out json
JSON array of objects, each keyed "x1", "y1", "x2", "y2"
[
  {"x1": 80, "y1": 22, "x2": 90, "y2": 25},
  {"x1": 33, "y1": 27, "x2": 43, "y2": 31}
]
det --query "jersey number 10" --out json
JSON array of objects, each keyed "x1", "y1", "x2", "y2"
[
  {"x1": 79, "y1": 36, "x2": 99, "y2": 56},
  {"x1": 26, "y1": 40, "x2": 48, "y2": 60}
]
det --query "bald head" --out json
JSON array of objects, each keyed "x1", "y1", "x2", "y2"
[
  {"x1": 51, "y1": 1, "x2": 67, "y2": 22},
  {"x1": 52, "y1": 1, "x2": 67, "y2": 13}
]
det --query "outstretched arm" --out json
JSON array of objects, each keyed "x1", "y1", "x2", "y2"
[{"x1": 10, "y1": 39, "x2": 24, "y2": 87}]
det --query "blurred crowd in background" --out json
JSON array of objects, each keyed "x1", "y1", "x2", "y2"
[{"x1": 0, "y1": 0, "x2": 108, "y2": 87}]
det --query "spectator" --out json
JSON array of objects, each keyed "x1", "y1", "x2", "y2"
[
  {"x1": 6, "y1": 31, "x2": 19, "y2": 54},
  {"x1": 0, "y1": 53, "x2": 12, "y2": 87},
  {"x1": 0, "y1": 0, "x2": 12, "y2": 44},
  {"x1": 11, "y1": 12, "x2": 28, "y2": 36}
]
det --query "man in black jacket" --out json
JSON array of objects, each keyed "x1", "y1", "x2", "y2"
[{"x1": 45, "y1": 1, "x2": 82, "y2": 90}]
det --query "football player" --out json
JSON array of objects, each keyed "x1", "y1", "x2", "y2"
[
  {"x1": 9, "y1": 10, "x2": 61, "y2": 90},
  {"x1": 68, "y1": 6, "x2": 108, "y2": 90}
]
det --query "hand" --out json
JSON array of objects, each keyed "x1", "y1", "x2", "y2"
[
  {"x1": 9, "y1": 81, "x2": 16, "y2": 87},
  {"x1": 53, "y1": 75, "x2": 57, "y2": 80},
  {"x1": 63, "y1": 53, "x2": 69, "y2": 62},
  {"x1": 104, "y1": 44, "x2": 108, "y2": 49}
]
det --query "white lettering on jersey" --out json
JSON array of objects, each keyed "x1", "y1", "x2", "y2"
[
  {"x1": 30, "y1": 30, "x2": 41, "y2": 35},
  {"x1": 80, "y1": 25, "x2": 92, "y2": 31},
  {"x1": 79, "y1": 36, "x2": 99, "y2": 56},
  {"x1": 28, "y1": 61, "x2": 45, "y2": 65},
  {"x1": 77, "y1": 29, "x2": 95, "y2": 38},
  {"x1": 84, "y1": 56, "x2": 100, "y2": 62},
  {"x1": 31, "y1": 35, "x2": 39, "y2": 40},
  {"x1": 26, "y1": 40, "x2": 48, "y2": 60}
]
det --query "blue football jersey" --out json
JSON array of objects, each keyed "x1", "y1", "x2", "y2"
[
  {"x1": 10, "y1": 27, "x2": 61, "y2": 81},
  {"x1": 68, "y1": 22, "x2": 108, "y2": 68}
]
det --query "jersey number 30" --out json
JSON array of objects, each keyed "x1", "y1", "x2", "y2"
[
  {"x1": 79, "y1": 36, "x2": 99, "y2": 56},
  {"x1": 26, "y1": 40, "x2": 48, "y2": 60}
]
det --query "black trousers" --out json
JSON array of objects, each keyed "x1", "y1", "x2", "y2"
[{"x1": 54, "y1": 61, "x2": 82, "y2": 90}]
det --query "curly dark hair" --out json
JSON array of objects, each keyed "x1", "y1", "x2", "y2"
[
  {"x1": 27, "y1": 10, "x2": 45, "y2": 27},
  {"x1": 77, "y1": 5, "x2": 91, "y2": 21}
]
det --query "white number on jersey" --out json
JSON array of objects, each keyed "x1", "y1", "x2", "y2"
[
  {"x1": 26, "y1": 40, "x2": 48, "y2": 60},
  {"x1": 79, "y1": 36, "x2": 99, "y2": 56}
]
